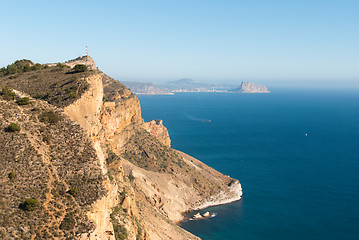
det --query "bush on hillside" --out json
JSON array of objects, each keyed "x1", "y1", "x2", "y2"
[
  {"x1": 1, "y1": 87, "x2": 16, "y2": 100},
  {"x1": 67, "y1": 187, "x2": 78, "y2": 196},
  {"x1": 72, "y1": 64, "x2": 88, "y2": 73},
  {"x1": 59, "y1": 214, "x2": 76, "y2": 231},
  {"x1": 0, "y1": 59, "x2": 44, "y2": 76},
  {"x1": 56, "y1": 63, "x2": 68, "y2": 68},
  {"x1": 5, "y1": 123, "x2": 21, "y2": 132},
  {"x1": 16, "y1": 97, "x2": 30, "y2": 105},
  {"x1": 39, "y1": 111, "x2": 61, "y2": 124},
  {"x1": 20, "y1": 198, "x2": 40, "y2": 211},
  {"x1": 8, "y1": 171, "x2": 16, "y2": 180}
]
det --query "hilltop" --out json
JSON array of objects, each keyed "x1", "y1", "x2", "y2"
[{"x1": 0, "y1": 56, "x2": 242, "y2": 239}]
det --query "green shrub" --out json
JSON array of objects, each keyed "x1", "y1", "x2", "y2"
[
  {"x1": 113, "y1": 222, "x2": 128, "y2": 240},
  {"x1": 68, "y1": 93, "x2": 77, "y2": 99},
  {"x1": 5, "y1": 123, "x2": 21, "y2": 132},
  {"x1": 16, "y1": 97, "x2": 30, "y2": 105},
  {"x1": 31, "y1": 63, "x2": 42, "y2": 71},
  {"x1": 39, "y1": 111, "x2": 61, "y2": 124},
  {"x1": 72, "y1": 64, "x2": 88, "y2": 73},
  {"x1": 106, "y1": 151, "x2": 120, "y2": 165},
  {"x1": 8, "y1": 171, "x2": 16, "y2": 180},
  {"x1": 59, "y1": 214, "x2": 76, "y2": 231},
  {"x1": 43, "y1": 135, "x2": 50, "y2": 144},
  {"x1": 56, "y1": 63, "x2": 67, "y2": 68},
  {"x1": 23, "y1": 64, "x2": 32, "y2": 72},
  {"x1": 1, "y1": 87, "x2": 16, "y2": 100},
  {"x1": 20, "y1": 198, "x2": 40, "y2": 211},
  {"x1": 0, "y1": 59, "x2": 42, "y2": 76},
  {"x1": 128, "y1": 173, "x2": 135, "y2": 182},
  {"x1": 67, "y1": 187, "x2": 78, "y2": 196}
]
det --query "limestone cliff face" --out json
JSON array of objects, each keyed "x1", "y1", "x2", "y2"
[
  {"x1": 143, "y1": 120, "x2": 171, "y2": 147},
  {"x1": 62, "y1": 66, "x2": 143, "y2": 239}
]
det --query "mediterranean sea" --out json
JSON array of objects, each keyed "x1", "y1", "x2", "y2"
[{"x1": 138, "y1": 89, "x2": 359, "y2": 240}]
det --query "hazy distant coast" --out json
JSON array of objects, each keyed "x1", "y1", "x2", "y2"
[{"x1": 122, "y1": 78, "x2": 270, "y2": 95}]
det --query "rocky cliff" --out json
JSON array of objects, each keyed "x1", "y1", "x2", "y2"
[
  {"x1": 232, "y1": 81, "x2": 270, "y2": 93},
  {"x1": 143, "y1": 120, "x2": 171, "y2": 147},
  {"x1": 0, "y1": 56, "x2": 242, "y2": 240}
]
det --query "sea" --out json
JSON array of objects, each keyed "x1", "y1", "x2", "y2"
[{"x1": 138, "y1": 88, "x2": 359, "y2": 240}]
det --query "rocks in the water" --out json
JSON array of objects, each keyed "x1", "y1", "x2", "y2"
[
  {"x1": 203, "y1": 212, "x2": 210, "y2": 217},
  {"x1": 193, "y1": 211, "x2": 211, "y2": 219}
]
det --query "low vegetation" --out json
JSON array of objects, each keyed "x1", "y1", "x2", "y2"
[
  {"x1": 67, "y1": 187, "x2": 78, "y2": 196},
  {"x1": 0, "y1": 59, "x2": 45, "y2": 77},
  {"x1": 0, "y1": 59, "x2": 92, "y2": 108},
  {"x1": 122, "y1": 129, "x2": 185, "y2": 173},
  {"x1": 110, "y1": 204, "x2": 128, "y2": 240},
  {"x1": 39, "y1": 111, "x2": 62, "y2": 124},
  {"x1": 8, "y1": 171, "x2": 16, "y2": 180},
  {"x1": 72, "y1": 64, "x2": 88, "y2": 73},
  {"x1": 5, "y1": 123, "x2": 21, "y2": 132},
  {"x1": 0, "y1": 86, "x2": 16, "y2": 100},
  {"x1": 16, "y1": 97, "x2": 30, "y2": 105},
  {"x1": 0, "y1": 97, "x2": 106, "y2": 239},
  {"x1": 20, "y1": 198, "x2": 40, "y2": 211},
  {"x1": 59, "y1": 213, "x2": 76, "y2": 231}
]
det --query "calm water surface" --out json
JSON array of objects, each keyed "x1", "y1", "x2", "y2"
[{"x1": 138, "y1": 89, "x2": 359, "y2": 240}]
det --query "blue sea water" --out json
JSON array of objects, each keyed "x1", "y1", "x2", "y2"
[{"x1": 138, "y1": 89, "x2": 359, "y2": 240}]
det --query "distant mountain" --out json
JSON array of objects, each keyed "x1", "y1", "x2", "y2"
[
  {"x1": 166, "y1": 78, "x2": 196, "y2": 85},
  {"x1": 231, "y1": 82, "x2": 270, "y2": 93},
  {"x1": 160, "y1": 78, "x2": 235, "y2": 92},
  {"x1": 163, "y1": 78, "x2": 210, "y2": 91},
  {"x1": 122, "y1": 81, "x2": 173, "y2": 95}
]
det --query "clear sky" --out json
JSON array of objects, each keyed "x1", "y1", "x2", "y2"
[{"x1": 1, "y1": 0, "x2": 358, "y2": 87}]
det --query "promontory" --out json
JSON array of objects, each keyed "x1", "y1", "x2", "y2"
[{"x1": 0, "y1": 56, "x2": 242, "y2": 239}]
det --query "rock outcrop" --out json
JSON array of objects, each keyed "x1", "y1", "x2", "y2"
[
  {"x1": 232, "y1": 81, "x2": 270, "y2": 93},
  {"x1": 0, "y1": 56, "x2": 243, "y2": 240},
  {"x1": 143, "y1": 119, "x2": 171, "y2": 147},
  {"x1": 47, "y1": 55, "x2": 97, "y2": 70}
]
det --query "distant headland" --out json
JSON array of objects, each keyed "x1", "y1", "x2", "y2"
[{"x1": 122, "y1": 78, "x2": 270, "y2": 95}]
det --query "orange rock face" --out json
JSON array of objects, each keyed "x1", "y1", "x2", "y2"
[{"x1": 143, "y1": 119, "x2": 171, "y2": 147}]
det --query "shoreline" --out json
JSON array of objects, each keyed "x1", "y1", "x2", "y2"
[
  {"x1": 178, "y1": 180, "x2": 243, "y2": 223},
  {"x1": 194, "y1": 180, "x2": 243, "y2": 210}
]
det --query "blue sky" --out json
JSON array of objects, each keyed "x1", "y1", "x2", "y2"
[{"x1": 1, "y1": 0, "x2": 358, "y2": 87}]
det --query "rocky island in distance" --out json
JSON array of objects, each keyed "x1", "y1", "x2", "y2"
[{"x1": 122, "y1": 78, "x2": 270, "y2": 95}]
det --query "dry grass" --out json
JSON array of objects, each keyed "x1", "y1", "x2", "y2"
[
  {"x1": 0, "y1": 98, "x2": 106, "y2": 239},
  {"x1": 0, "y1": 64, "x2": 94, "y2": 108}
]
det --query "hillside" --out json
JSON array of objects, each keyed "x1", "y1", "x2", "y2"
[
  {"x1": 122, "y1": 81, "x2": 173, "y2": 95},
  {"x1": 0, "y1": 56, "x2": 242, "y2": 239}
]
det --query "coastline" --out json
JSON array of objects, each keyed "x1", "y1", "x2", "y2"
[
  {"x1": 177, "y1": 180, "x2": 243, "y2": 223},
  {"x1": 193, "y1": 180, "x2": 243, "y2": 210}
]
